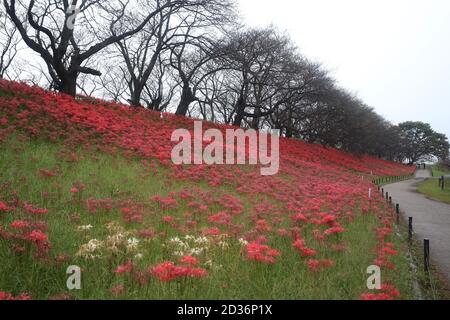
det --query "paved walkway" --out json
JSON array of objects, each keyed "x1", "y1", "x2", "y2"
[{"x1": 384, "y1": 169, "x2": 450, "y2": 288}]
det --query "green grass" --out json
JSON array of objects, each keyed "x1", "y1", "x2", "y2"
[
  {"x1": 431, "y1": 165, "x2": 450, "y2": 178},
  {"x1": 0, "y1": 135, "x2": 418, "y2": 300},
  {"x1": 418, "y1": 179, "x2": 450, "y2": 204}
]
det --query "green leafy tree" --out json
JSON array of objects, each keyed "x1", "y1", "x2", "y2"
[{"x1": 398, "y1": 121, "x2": 449, "y2": 164}]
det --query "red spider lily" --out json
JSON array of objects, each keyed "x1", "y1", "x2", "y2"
[
  {"x1": 86, "y1": 198, "x2": 114, "y2": 214},
  {"x1": 10, "y1": 220, "x2": 30, "y2": 229},
  {"x1": 0, "y1": 80, "x2": 415, "y2": 179},
  {"x1": 121, "y1": 207, "x2": 131, "y2": 214},
  {"x1": 137, "y1": 229, "x2": 156, "y2": 239},
  {"x1": 120, "y1": 206, "x2": 144, "y2": 224},
  {"x1": 0, "y1": 79, "x2": 418, "y2": 297},
  {"x1": 312, "y1": 229, "x2": 325, "y2": 241},
  {"x1": 215, "y1": 194, "x2": 244, "y2": 215},
  {"x1": 360, "y1": 284, "x2": 400, "y2": 300},
  {"x1": 382, "y1": 246, "x2": 398, "y2": 256},
  {"x1": 245, "y1": 241, "x2": 280, "y2": 264},
  {"x1": 176, "y1": 190, "x2": 194, "y2": 200},
  {"x1": 324, "y1": 226, "x2": 345, "y2": 236},
  {"x1": 307, "y1": 259, "x2": 321, "y2": 272},
  {"x1": 110, "y1": 284, "x2": 125, "y2": 296},
  {"x1": 380, "y1": 284, "x2": 401, "y2": 298},
  {"x1": 376, "y1": 227, "x2": 393, "y2": 242},
  {"x1": 290, "y1": 213, "x2": 308, "y2": 223},
  {"x1": 203, "y1": 227, "x2": 221, "y2": 236},
  {"x1": 0, "y1": 292, "x2": 32, "y2": 300},
  {"x1": 208, "y1": 211, "x2": 232, "y2": 225},
  {"x1": 292, "y1": 239, "x2": 305, "y2": 249},
  {"x1": 360, "y1": 293, "x2": 393, "y2": 300},
  {"x1": 292, "y1": 238, "x2": 316, "y2": 258},
  {"x1": 115, "y1": 261, "x2": 134, "y2": 274},
  {"x1": 38, "y1": 169, "x2": 56, "y2": 178},
  {"x1": 321, "y1": 259, "x2": 335, "y2": 268},
  {"x1": 374, "y1": 243, "x2": 398, "y2": 270},
  {"x1": 23, "y1": 203, "x2": 48, "y2": 215},
  {"x1": 253, "y1": 235, "x2": 269, "y2": 244},
  {"x1": 300, "y1": 247, "x2": 317, "y2": 257},
  {"x1": 25, "y1": 229, "x2": 51, "y2": 258},
  {"x1": 0, "y1": 201, "x2": 13, "y2": 212},
  {"x1": 187, "y1": 201, "x2": 208, "y2": 212},
  {"x1": 27, "y1": 230, "x2": 48, "y2": 244},
  {"x1": 316, "y1": 214, "x2": 336, "y2": 226},
  {"x1": 255, "y1": 219, "x2": 272, "y2": 233},
  {"x1": 151, "y1": 196, "x2": 178, "y2": 209},
  {"x1": 162, "y1": 216, "x2": 174, "y2": 223},
  {"x1": 307, "y1": 259, "x2": 335, "y2": 272},
  {"x1": 179, "y1": 255, "x2": 199, "y2": 266},
  {"x1": 277, "y1": 228, "x2": 289, "y2": 237},
  {"x1": 150, "y1": 261, "x2": 208, "y2": 282}
]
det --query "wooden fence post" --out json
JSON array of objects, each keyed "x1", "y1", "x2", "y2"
[
  {"x1": 396, "y1": 204, "x2": 400, "y2": 224},
  {"x1": 408, "y1": 217, "x2": 413, "y2": 243},
  {"x1": 424, "y1": 239, "x2": 430, "y2": 272}
]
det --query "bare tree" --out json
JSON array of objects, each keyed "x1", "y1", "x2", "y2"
[
  {"x1": 195, "y1": 70, "x2": 235, "y2": 123},
  {"x1": 100, "y1": 66, "x2": 129, "y2": 102},
  {"x1": 166, "y1": 0, "x2": 236, "y2": 116},
  {"x1": 140, "y1": 57, "x2": 175, "y2": 111},
  {"x1": 170, "y1": 37, "x2": 226, "y2": 116},
  {"x1": 0, "y1": 6, "x2": 20, "y2": 78},
  {"x1": 2, "y1": 0, "x2": 199, "y2": 96},
  {"x1": 115, "y1": 0, "x2": 178, "y2": 107},
  {"x1": 216, "y1": 27, "x2": 317, "y2": 129},
  {"x1": 103, "y1": 0, "x2": 234, "y2": 109}
]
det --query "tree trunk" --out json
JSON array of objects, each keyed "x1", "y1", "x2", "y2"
[
  {"x1": 251, "y1": 106, "x2": 261, "y2": 130},
  {"x1": 233, "y1": 96, "x2": 246, "y2": 127},
  {"x1": 130, "y1": 84, "x2": 144, "y2": 107},
  {"x1": 285, "y1": 127, "x2": 293, "y2": 138},
  {"x1": 59, "y1": 73, "x2": 78, "y2": 96},
  {"x1": 175, "y1": 85, "x2": 195, "y2": 116}
]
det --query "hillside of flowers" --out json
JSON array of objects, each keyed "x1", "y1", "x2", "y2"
[{"x1": 0, "y1": 80, "x2": 416, "y2": 300}]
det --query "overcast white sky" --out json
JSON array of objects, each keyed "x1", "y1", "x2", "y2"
[{"x1": 239, "y1": 0, "x2": 450, "y2": 139}]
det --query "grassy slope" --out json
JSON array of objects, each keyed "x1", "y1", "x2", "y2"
[
  {"x1": 417, "y1": 165, "x2": 450, "y2": 204},
  {"x1": 418, "y1": 179, "x2": 450, "y2": 205},
  {"x1": 0, "y1": 81, "x2": 423, "y2": 300},
  {"x1": 0, "y1": 135, "x2": 415, "y2": 300}
]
